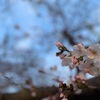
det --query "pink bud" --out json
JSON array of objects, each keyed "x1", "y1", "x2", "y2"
[
  {"x1": 60, "y1": 93, "x2": 64, "y2": 98},
  {"x1": 73, "y1": 57, "x2": 78, "y2": 64},
  {"x1": 56, "y1": 42, "x2": 63, "y2": 48}
]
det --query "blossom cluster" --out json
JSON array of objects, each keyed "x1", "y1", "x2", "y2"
[
  {"x1": 56, "y1": 42, "x2": 100, "y2": 76},
  {"x1": 59, "y1": 76, "x2": 87, "y2": 100}
]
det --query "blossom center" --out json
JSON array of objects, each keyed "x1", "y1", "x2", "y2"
[{"x1": 89, "y1": 49, "x2": 97, "y2": 55}]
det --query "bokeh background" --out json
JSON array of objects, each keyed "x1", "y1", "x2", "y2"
[{"x1": 0, "y1": 0, "x2": 100, "y2": 99}]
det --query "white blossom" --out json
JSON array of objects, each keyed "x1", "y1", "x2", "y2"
[
  {"x1": 81, "y1": 58, "x2": 100, "y2": 75},
  {"x1": 61, "y1": 55, "x2": 80, "y2": 69},
  {"x1": 62, "y1": 56, "x2": 72, "y2": 66},
  {"x1": 88, "y1": 62, "x2": 100, "y2": 76},
  {"x1": 72, "y1": 43, "x2": 86, "y2": 58},
  {"x1": 87, "y1": 43, "x2": 100, "y2": 61},
  {"x1": 82, "y1": 58, "x2": 94, "y2": 68}
]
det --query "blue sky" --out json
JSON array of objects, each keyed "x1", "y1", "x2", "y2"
[{"x1": 0, "y1": 0, "x2": 71, "y2": 88}]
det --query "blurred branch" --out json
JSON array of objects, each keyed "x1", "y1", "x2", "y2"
[
  {"x1": 69, "y1": 22, "x2": 100, "y2": 33},
  {"x1": 0, "y1": 87, "x2": 58, "y2": 100},
  {"x1": 62, "y1": 30, "x2": 76, "y2": 45}
]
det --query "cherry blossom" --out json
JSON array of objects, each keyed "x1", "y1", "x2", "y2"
[
  {"x1": 72, "y1": 43, "x2": 86, "y2": 58},
  {"x1": 87, "y1": 43, "x2": 100, "y2": 61},
  {"x1": 61, "y1": 55, "x2": 79, "y2": 69},
  {"x1": 62, "y1": 56, "x2": 72, "y2": 66},
  {"x1": 88, "y1": 62, "x2": 100, "y2": 76},
  {"x1": 56, "y1": 42, "x2": 100, "y2": 76},
  {"x1": 56, "y1": 42, "x2": 100, "y2": 100},
  {"x1": 82, "y1": 58, "x2": 94, "y2": 68},
  {"x1": 78, "y1": 58, "x2": 100, "y2": 75}
]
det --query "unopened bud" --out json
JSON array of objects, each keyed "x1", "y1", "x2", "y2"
[{"x1": 56, "y1": 42, "x2": 63, "y2": 48}]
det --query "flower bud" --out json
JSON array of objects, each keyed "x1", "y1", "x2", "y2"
[{"x1": 56, "y1": 42, "x2": 63, "y2": 48}]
